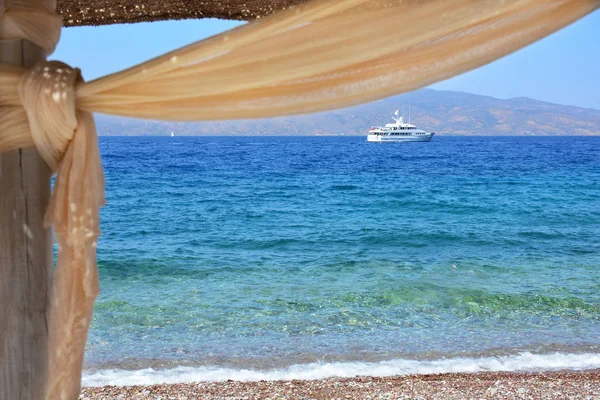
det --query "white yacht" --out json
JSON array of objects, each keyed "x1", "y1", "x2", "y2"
[{"x1": 367, "y1": 110, "x2": 435, "y2": 142}]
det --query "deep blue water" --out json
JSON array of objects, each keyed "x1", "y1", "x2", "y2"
[{"x1": 87, "y1": 136, "x2": 600, "y2": 375}]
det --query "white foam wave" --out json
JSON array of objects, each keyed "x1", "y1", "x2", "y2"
[{"x1": 82, "y1": 352, "x2": 600, "y2": 387}]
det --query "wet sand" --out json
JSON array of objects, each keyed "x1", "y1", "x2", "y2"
[{"x1": 80, "y1": 370, "x2": 600, "y2": 399}]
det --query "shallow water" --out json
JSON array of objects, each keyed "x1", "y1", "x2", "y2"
[{"x1": 86, "y1": 136, "x2": 600, "y2": 383}]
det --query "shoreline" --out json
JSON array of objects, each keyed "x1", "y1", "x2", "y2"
[
  {"x1": 81, "y1": 351, "x2": 600, "y2": 387},
  {"x1": 80, "y1": 370, "x2": 600, "y2": 399}
]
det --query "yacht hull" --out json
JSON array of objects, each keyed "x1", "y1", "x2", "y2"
[{"x1": 367, "y1": 132, "x2": 435, "y2": 142}]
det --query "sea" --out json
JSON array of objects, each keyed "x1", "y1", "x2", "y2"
[{"x1": 83, "y1": 136, "x2": 600, "y2": 386}]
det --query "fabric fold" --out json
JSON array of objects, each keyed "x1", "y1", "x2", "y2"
[{"x1": 0, "y1": 0, "x2": 62, "y2": 55}]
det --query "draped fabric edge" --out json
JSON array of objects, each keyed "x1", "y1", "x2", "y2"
[
  {"x1": 0, "y1": 1, "x2": 598, "y2": 400},
  {"x1": 74, "y1": 0, "x2": 600, "y2": 120}
]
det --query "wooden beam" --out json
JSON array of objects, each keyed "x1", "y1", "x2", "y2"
[{"x1": 0, "y1": 40, "x2": 53, "y2": 400}]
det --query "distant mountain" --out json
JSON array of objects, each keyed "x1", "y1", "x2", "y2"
[{"x1": 95, "y1": 89, "x2": 600, "y2": 136}]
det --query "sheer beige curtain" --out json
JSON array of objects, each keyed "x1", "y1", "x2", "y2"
[{"x1": 1, "y1": 0, "x2": 598, "y2": 398}]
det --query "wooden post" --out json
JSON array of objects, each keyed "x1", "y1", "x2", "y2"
[{"x1": 0, "y1": 39, "x2": 52, "y2": 400}]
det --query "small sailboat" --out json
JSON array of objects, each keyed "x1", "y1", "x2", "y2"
[{"x1": 170, "y1": 131, "x2": 174, "y2": 137}]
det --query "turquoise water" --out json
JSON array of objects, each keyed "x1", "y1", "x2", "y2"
[{"x1": 86, "y1": 136, "x2": 600, "y2": 381}]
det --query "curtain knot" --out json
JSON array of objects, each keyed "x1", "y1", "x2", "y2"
[
  {"x1": 18, "y1": 60, "x2": 80, "y2": 171},
  {"x1": 0, "y1": 0, "x2": 62, "y2": 55}
]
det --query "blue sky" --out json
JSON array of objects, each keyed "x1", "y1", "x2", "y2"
[{"x1": 53, "y1": 11, "x2": 599, "y2": 109}]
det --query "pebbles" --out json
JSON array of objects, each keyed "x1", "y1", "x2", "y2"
[{"x1": 80, "y1": 370, "x2": 600, "y2": 399}]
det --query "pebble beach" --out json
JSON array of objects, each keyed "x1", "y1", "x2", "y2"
[{"x1": 80, "y1": 370, "x2": 600, "y2": 399}]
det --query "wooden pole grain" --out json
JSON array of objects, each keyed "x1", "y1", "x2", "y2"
[{"x1": 0, "y1": 39, "x2": 52, "y2": 400}]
